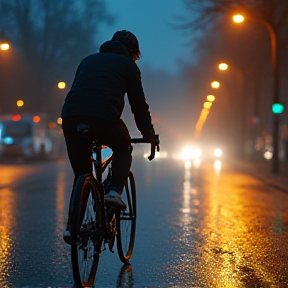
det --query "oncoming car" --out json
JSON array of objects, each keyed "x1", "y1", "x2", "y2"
[{"x1": 175, "y1": 144, "x2": 223, "y2": 167}]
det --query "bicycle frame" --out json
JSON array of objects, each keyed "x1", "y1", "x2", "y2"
[
  {"x1": 92, "y1": 140, "x2": 113, "y2": 185},
  {"x1": 70, "y1": 123, "x2": 160, "y2": 286},
  {"x1": 76, "y1": 123, "x2": 160, "y2": 244}
]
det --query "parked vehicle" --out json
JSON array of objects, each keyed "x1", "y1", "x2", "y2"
[{"x1": 0, "y1": 113, "x2": 53, "y2": 159}]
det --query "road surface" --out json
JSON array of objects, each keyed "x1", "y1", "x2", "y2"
[{"x1": 0, "y1": 156, "x2": 287, "y2": 287}]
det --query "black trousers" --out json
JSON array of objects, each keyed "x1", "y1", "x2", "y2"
[{"x1": 62, "y1": 116, "x2": 132, "y2": 191}]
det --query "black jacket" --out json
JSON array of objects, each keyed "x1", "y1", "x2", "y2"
[{"x1": 61, "y1": 40, "x2": 154, "y2": 136}]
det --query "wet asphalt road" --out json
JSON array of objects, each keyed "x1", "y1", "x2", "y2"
[{"x1": 0, "y1": 156, "x2": 288, "y2": 288}]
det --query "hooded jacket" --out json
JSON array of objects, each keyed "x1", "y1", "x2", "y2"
[{"x1": 61, "y1": 40, "x2": 154, "y2": 136}]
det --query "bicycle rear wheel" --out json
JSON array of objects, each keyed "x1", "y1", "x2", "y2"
[
  {"x1": 70, "y1": 174, "x2": 103, "y2": 287},
  {"x1": 117, "y1": 171, "x2": 136, "y2": 263}
]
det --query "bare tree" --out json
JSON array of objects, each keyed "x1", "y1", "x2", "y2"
[
  {"x1": 0, "y1": 0, "x2": 113, "y2": 119},
  {"x1": 180, "y1": 0, "x2": 288, "y2": 158},
  {"x1": 181, "y1": 0, "x2": 288, "y2": 31}
]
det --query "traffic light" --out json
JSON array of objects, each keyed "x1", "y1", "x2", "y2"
[{"x1": 272, "y1": 103, "x2": 284, "y2": 114}]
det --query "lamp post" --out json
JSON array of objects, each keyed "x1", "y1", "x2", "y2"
[
  {"x1": 218, "y1": 62, "x2": 246, "y2": 156},
  {"x1": 233, "y1": 14, "x2": 280, "y2": 173}
]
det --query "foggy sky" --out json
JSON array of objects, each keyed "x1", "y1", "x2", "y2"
[{"x1": 97, "y1": 0, "x2": 196, "y2": 74}]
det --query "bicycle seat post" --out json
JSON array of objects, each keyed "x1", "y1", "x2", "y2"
[{"x1": 93, "y1": 140, "x2": 103, "y2": 184}]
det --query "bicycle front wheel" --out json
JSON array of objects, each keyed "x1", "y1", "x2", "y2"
[
  {"x1": 70, "y1": 174, "x2": 103, "y2": 287},
  {"x1": 117, "y1": 171, "x2": 136, "y2": 263}
]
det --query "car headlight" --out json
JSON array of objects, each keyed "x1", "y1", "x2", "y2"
[
  {"x1": 214, "y1": 148, "x2": 222, "y2": 157},
  {"x1": 179, "y1": 145, "x2": 202, "y2": 160}
]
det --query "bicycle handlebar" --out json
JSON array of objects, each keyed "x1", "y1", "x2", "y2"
[
  {"x1": 131, "y1": 134, "x2": 160, "y2": 161},
  {"x1": 77, "y1": 123, "x2": 160, "y2": 161}
]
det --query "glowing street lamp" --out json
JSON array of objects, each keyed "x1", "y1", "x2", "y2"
[
  {"x1": 204, "y1": 102, "x2": 212, "y2": 109},
  {"x1": 218, "y1": 63, "x2": 228, "y2": 71},
  {"x1": 58, "y1": 82, "x2": 66, "y2": 89},
  {"x1": 0, "y1": 43, "x2": 9, "y2": 51},
  {"x1": 0, "y1": 31, "x2": 10, "y2": 50},
  {"x1": 57, "y1": 117, "x2": 62, "y2": 125},
  {"x1": 218, "y1": 61, "x2": 245, "y2": 156},
  {"x1": 207, "y1": 95, "x2": 215, "y2": 102},
  {"x1": 16, "y1": 100, "x2": 24, "y2": 107},
  {"x1": 211, "y1": 81, "x2": 220, "y2": 88},
  {"x1": 233, "y1": 14, "x2": 244, "y2": 23},
  {"x1": 233, "y1": 13, "x2": 280, "y2": 173}
]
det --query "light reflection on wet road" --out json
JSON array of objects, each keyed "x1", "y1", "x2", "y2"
[{"x1": 0, "y1": 157, "x2": 287, "y2": 287}]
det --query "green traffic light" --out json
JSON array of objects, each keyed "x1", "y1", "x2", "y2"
[{"x1": 272, "y1": 103, "x2": 284, "y2": 114}]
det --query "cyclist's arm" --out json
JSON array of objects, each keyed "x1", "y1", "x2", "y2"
[{"x1": 126, "y1": 64, "x2": 155, "y2": 138}]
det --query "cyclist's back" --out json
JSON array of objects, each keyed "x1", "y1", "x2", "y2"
[
  {"x1": 61, "y1": 31, "x2": 156, "y2": 232},
  {"x1": 61, "y1": 40, "x2": 148, "y2": 122}
]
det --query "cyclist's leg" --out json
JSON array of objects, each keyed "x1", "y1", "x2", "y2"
[
  {"x1": 62, "y1": 116, "x2": 93, "y2": 231},
  {"x1": 96, "y1": 119, "x2": 132, "y2": 193},
  {"x1": 62, "y1": 116, "x2": 93, "y2": 179}
]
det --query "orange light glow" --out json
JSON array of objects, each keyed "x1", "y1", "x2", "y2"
[
  {"x1": 58, "y1": 82, "x2": 66, "y2": 89},
  {"x1": 204, "y1": 102, "x2": 212, "y2": 109},
  {"x1": 16, "y1": 100, "x2": 24, "y2": 107},
  {"x1": 218, "y1": 63, "x2": 228, "y2": 70},
  {"x1": 233, "y1": 14, "x2": 244, "y2": 23},
  {"x1": 0, "y1": 43, "x2": 9, "y2": 50},
  {"x1": 207, "y1": 95, "x2": 215, "y2": 102},
  {"x1": 211, "y1": 81, "x2": 220, "y2": 88},
  {"x1": 48, "y1": 122, "x2": 57, "y2": 129},
  {"x1": 57, "y1": 117, "x2": 62, "y2": 125},
  {"x1": 11, "y1": 114, "x2": 21, "y2": 121},
  {"x1": 33, "y1": 115, "x2": 40, "y2": 123}
]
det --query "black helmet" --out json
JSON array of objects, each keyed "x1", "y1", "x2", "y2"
[{"x1": 112, "y1": 30, "x2": 141, "y2": 61}]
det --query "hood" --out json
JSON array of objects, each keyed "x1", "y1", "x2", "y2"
[{"x1": 99, "y1": 40, "x2": 131, "y2": 58}]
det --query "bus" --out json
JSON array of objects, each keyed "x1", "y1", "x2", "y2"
[{"x1": 0, "y1": 113, "x2": 53, "y2": 159}]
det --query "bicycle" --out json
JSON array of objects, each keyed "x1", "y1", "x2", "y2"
[{"x1": 69, "y1": 123, "x2": 160, "y2": 288}]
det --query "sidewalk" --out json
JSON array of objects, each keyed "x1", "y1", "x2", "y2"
[{"x1": 229, "y1": 158, "x2": 288, "y2": 194}]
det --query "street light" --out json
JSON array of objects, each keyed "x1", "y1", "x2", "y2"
[
  {"x1": 204, "y1": 102, "x2": 212, "y2": 109},
  {"x1": 0, "y1": 43, "x2": 9, "y2": 51},
  {"x1": 0, "y1": 31, "x2": 10, "y2": 50},
  {"x1": 233, "y1": 13, "x2": 280, "y2": 173},
  {"x1": 194, "y1": 96, "x2": 215, "y2": 139},
  {"x1": 218, "y1": 63, "x2": 228, "y2": 71},
  {"x1": 218, "y1": 62, "x2": 246, "y2": 156},
  {"x1": 233, "y1": 14, "x2": 244, "y2": 23},
  {"x1": 211, "y1": 81, "x2": 220, "y2": 88},
  {"x1": 58, "y1": 82, "x2": 66, "y2": 89},
  {"x1": 16, "y1": 100, "x2": 24, "y2": 107},
  {"x1": 57, "y1": 117, "x2": 62, "y2": 125},
  {"x1": 207, "y1": 95, "x2": 215, "y2": 102}
]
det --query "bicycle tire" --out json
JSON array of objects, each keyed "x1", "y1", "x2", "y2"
[
  {"x1": 116, "y1": 171, "x2": 136, "y2": 263},
  {"x1": 70, "y1": 174, "x2": 103, "y2": 287}
]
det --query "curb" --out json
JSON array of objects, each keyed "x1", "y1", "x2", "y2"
[
  {"x1": 229, "y1": 160, "x2": 288, "y2": 194},
  {"x1": 246, "y1": 171, "x2": 288, "y2": 194}
]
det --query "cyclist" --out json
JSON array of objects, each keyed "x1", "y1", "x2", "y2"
[{"x1": 61, "y1": 30, "x2": 156, "y2": 242}]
